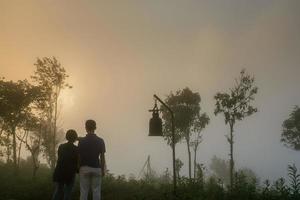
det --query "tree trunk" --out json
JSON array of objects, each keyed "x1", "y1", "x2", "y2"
[
  {"x1": 17, "y1": 131, "x2": 27, "y2": 167},
  {"x1": 229, "y1": 123, "x2": 234, "y2": 191},
  {"x1": 47, "y1": 96, "x2": 54, "y2": 169},
  {"x1": 33, "y1": 124, "x2": 42, "y2": 179},
  {"x1": 193, "y1": 141, "x2": 199, "y2": 179},
  {"x1": 31, "y1": 151, "x2": 39, "y2": 179},
  {"x1": 0, "y1": 128, "x2": 3, "y2": 137},
  {"x1": 6, "y1": 134, "x2": 11, "y2": 163},
  {"x1": 193, "y1": 145, "x2": 197, "y2": 179},
  {"x1": 185, "y1": 135, "x2": 192, "y2": 180},
  {"x1": 12, "y1": 126, "x2": 18, "y2": 174},
  {"x1": 33, "y1": 165, "x2": 38, "y2": 179},
  {"x1": 52, "y1": 86, "x2": 59, "y2": 170},
  {"x1": 176, "y1": 170, "x2": 180, "y2": 181}
]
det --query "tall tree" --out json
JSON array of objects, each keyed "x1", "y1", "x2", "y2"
[
  {"x1": 31, "y1": 57, "x2": 71, "y2": 169},
  {"x1": 161, "y1": 87, "x2": 201, "y2": 179},
  {"x1": 214, "y1": 69, "x2": 258, "y2": 190},
  {"x1": 190, "y1": 113, "x2": 209, "y2": 179},
  {"x1": 0, "y1": 79, "x2": 40, "y2": 174},
  {"x1": 281, "y1": 106, "x2": 300, "y2": 150}
]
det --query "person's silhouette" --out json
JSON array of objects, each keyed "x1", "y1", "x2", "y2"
[
  {"x1": 78, "y1": 119, "x2": 106, "y2": 200},
  {"x1": 52, "y1": 129, "x2": 78, "y2": 200}
]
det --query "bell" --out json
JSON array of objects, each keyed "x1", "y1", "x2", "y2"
[{"x1": 149, "y1": 111, "x2": 163, "y2": 136}]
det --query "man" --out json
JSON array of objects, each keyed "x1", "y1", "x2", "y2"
[
  {"x1": 78, "y1": 120, "x2": 106, "y2": 200},
  {"x1": 52, "y1": 129, "x2": 78, "y2": 200}
]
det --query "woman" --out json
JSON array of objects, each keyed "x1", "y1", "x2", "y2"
[{"x1": 52, "y1": 129, "x2": 79, "y2": 200}]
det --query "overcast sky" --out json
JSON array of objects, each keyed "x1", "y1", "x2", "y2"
[{"x1": 1, "y1": 0, "x2": 300, "y2": 181}]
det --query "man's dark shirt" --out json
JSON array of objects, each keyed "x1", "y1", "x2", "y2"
[
  {"x1": 78, "y1": 133, "x2": 106, "y2": 168},
  {"x1": 53, "y1": 142, "x2": 78, "y2": 183}
]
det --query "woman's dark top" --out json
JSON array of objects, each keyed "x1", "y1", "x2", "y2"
[{"x1": 53, "y1": 142, "x2": 78, "y2": 183}]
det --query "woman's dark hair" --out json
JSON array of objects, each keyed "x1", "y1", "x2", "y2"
[
  {"x1": 66, "y1": 129, "x2": 78, "y2": 142},
  {"x1": 85, "y1": 119, "x2": 96, "y2": 131}
]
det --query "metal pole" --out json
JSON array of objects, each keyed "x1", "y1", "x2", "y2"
[{"x1": 153, "y1": 94, "x2": 177, "y2": 197}]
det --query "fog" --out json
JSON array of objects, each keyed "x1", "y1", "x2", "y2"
[{"x1": 1, "y1": 0, "x2": 300, "y2": 181}]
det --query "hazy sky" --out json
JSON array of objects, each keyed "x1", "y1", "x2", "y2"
[{"x1": 1, "y1": 0, "x2": 300, "y2": 181}]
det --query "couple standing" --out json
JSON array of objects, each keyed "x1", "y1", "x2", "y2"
[{"x1": 52, "y1": 119, "x2": 106, "y2": 200}]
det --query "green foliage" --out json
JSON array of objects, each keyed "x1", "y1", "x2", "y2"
[
  {"x1": 0, "y1": 57, "x2": 71, "y2": 176},
  {"x1": 161, "y1": 87, "x2": 201, "y2": 146},
  {"x1": 31, "y1": 57, "x2": 71, "y2": 92},
  {"x1": 204, "y1": 176, "x2": 226, "y2": 200},
  {"x1": 281, "y1": 106, "x2": 300, "y2": 150},
  {"x1": 231, "y1": 170, "x2": 258, "y2": 200},
  {"x1": 0, "y1": 79, "x2": 40, "y2": 129},
  {"x1": 214, "y1": 69, "x2": 258, "y2": 125},
  {"x1": 210, "y1": 155, "x2": 230, "y2": 185},
  {"x1": 272, "y1": 178, "x2": 290, "y2": 199},
  {"x1": 288, "y1": 164, "x2": 300, "y2": 198},
  {"x1": 0, "y1": 79, "x2": 41, "y2": 172},
  {"x1": 0, "y1": 162, "x2": 300, "y2": 200},
  {"x1": 191, "y1": 113, "x2": 210, "y2": 179},
  {"x1": 175, "y1": 158, "x2": 184, "y2": 179},
  {"x1": 214, "y1": 69, "x2": 258, "y2": 189},
  {"x1": 0, "y1": 161, "x2": 53, "y2": 200},
  {"x1": 195, "y1": 163, "x2": 205, "y2": 185},
  {"x1": 161, "y1": 87, "x2": 207, "y2": 179},
  {"x1": 259, "y1": 165, "x2": 300, "y2": 200},
  {"x1": 190, "y1": 113, "x2": 209, "y2": 151},
  {"x1": 31, "y1": 57, "x2": 71, "y2": 169}
]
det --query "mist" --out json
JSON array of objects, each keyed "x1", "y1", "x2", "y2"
[{"x1": 1, "y1": 0, "x2": 300, "y2": 182}]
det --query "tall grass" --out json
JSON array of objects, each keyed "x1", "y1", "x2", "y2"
[{"x1": 0, "y1": 161, "x2": 299, "y2": 200}]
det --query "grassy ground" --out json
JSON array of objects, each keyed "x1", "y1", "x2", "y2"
[{"x1": 0, "y1": 162, "x2": 298, "y2": 200}]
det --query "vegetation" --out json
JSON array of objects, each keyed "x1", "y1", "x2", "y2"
[
  {"x1": 281, "y1": 106, "x2": 300, "y2": 150},
  {"x1": 31, "y1": 57, "x2": 71, "y2": 169},
  {"x1": 214, "y1": 69, "x2": 258, "y2": 190},
  {"x1": 0, "y1": 160, "x2": 299, "y2": 200},
  {"x1": 1, "y1": 61, "x2": 299, "y2": 200},
  {"x1": 0, "y1": 57, "x2": 70, "y2": 177},
  {"x1": 161, "y1": 88, "x2": 209, "y2": 180},
  {"x1": 0, "y1": 79, "x2": 41, "y2": 174}
]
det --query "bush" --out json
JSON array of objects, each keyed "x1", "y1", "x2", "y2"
[{"x1": 0, "y1": 163, "x2": 299, "y2": 200}]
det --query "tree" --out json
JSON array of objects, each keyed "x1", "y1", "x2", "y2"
[
  {"x1": 210, "y1": 155, "x2": 230, "y2": 185},
  {"x1": 0, "y1": 79, "x2": 40, "y2": 174},
  {"x1": 281, "y1": 106, "x2": 300, "y2": 150},
  {"x1": 175, "y1": 158, "x2": 183, "y2": 180},
  {"x1": 190, "y1": 113, "x2": 209, "y2": 179},
  {"x1": 16, "y1": 114, "x2": 43, "y2": 178},
  {"x1": 214, "y1": 69, "x2": 258, "y2": 190},
  {"x1": 0, "y1": 117, "x2": 11, "y2": 162},
  {"x1": 31, "y1": 57, "x2": 71, "y2": 169},
  {"x1": 237, "y1": 167, "x2": 258, "y2": 184},
  {"x1": 195, "y1": 163, "x2": 205, "y2": 186},
  {"x1": 161, "y1": 87, "x2": 201, "y2": 179}
]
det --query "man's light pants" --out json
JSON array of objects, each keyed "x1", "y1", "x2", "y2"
[{"x1": 79, "y1": 166, "x2": 102, "y2": 200}]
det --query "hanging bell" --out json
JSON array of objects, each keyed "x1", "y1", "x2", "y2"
[{"x1": 149, "y1": 105, "x2": 163, "y2": 136}]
